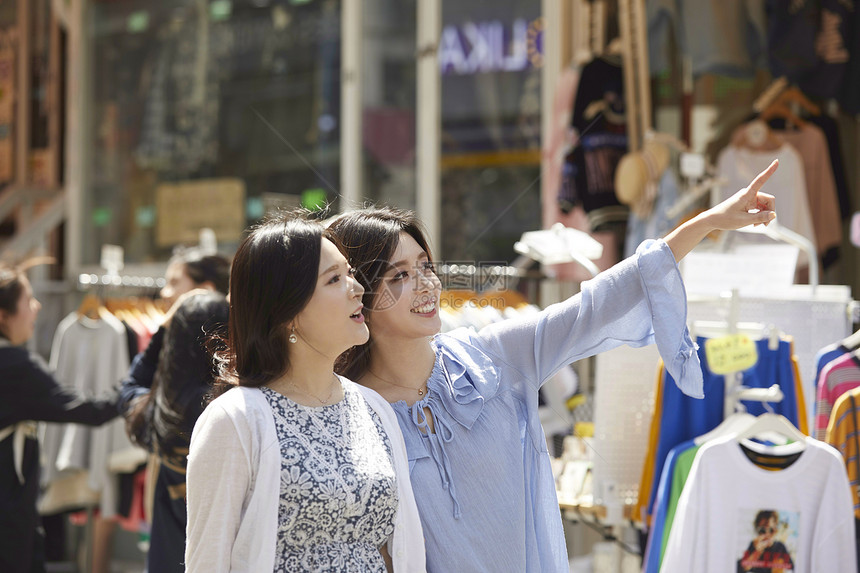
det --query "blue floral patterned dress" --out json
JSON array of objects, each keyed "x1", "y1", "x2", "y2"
[{"x1": 261, "y1": 383, "x2": 398, "y2": 572}]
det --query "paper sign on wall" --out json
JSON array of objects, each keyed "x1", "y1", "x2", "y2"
[
  {"x1": 705, "y1": 334, "x2": 758, "y2": 375},
  {"x1": 155, "y1": 178, "x2": 245, "y2": 247}
]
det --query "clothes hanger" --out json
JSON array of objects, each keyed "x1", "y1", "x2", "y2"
[
  {"x1": 752, "y1": 76, "x2": 790, "y2": 113},
  {"x1": 734, "y1": 412, "x2": 806, "y2": 446},
  {"x1": 77, "y1": 293, "x2": 109, "y2": 321},
  {"x1": 841, "y1": 329, "x2": 860, "y2": 351},
  {"x1": 733, "y1": 118, "x2": 784, "y2": 151},
  {"x1": 694, "y1": 412, "x2": 756, "y2": 445},
  {"x1": 760, "y1": 101, "x2": 806, "y2": 129},
  {"x1": 734, "y1": 218, "x2": 818, "y2": 292},
  {"x1": 775, "y1": 87, "x2": 820, "y2": 117}
]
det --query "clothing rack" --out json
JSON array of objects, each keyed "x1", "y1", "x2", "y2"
[{"x1": 78, "y1": 273, "x2": 166, "y2": 289}]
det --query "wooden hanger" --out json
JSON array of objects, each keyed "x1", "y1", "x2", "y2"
[
  {"x1": 77, "y1": 293, "x2": 109, "y2": 321},
  {"x1": 775, "y1": 87, "x2": 820, "y2": 117},
  {"x1": 760, "y1": 101, "x2": 806, "y2": 129}
]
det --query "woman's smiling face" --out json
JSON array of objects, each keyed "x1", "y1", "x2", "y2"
[{"x1": 365, "y1": 232, "x2": 442, "y2": 342}]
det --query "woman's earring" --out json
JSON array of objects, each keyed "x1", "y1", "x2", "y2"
[{"x1": 288, "y1": 326, "x2": 298, "y2": 344}]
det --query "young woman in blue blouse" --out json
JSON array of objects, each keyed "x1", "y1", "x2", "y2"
[{"x1": 328, "y1": 161, "x2": 779, "y2": 572}]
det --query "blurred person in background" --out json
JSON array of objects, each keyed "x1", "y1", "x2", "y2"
[
  {"x1": 118, "y1": 248, "x2": 231, "y2": 573},
  {"x1": 0, "y1": 260, "x2": 119, "y2": 573}
]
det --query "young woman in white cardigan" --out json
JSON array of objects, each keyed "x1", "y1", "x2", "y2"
[{"x1": 185, "y1": 214, "x2": 425, "y2": 572}]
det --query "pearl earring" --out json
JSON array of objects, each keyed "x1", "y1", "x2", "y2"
[{"x1": 288, "y1": 326, "x2": 297, "y2": 344}]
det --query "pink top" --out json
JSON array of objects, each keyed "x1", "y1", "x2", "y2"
[{"x1": 815, "y1": 352, "x2": 860, "y2": 440}]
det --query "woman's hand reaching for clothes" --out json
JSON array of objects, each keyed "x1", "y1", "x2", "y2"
[{"x1": 664, "y1": 159, "x2": 778, "y2": 262}]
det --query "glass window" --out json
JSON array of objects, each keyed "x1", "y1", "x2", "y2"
[
  {"x1": 86, "y1": 0, "x2": 342, "y2": 264},
  {"x1": 361, "y1": 0, "x2": 417, "y2": 210},
  {"x1": 440, "y1": 0, "x2": 542, "y2": 263}
]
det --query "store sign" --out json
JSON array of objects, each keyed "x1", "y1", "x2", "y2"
[
  {"x1": 155, "y1": 178, "x2": 245, "y2": 247},
  {"x1": 439, "y1": 18, "x2": 532, "y2": 75}
]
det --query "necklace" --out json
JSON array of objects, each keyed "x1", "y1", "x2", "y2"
[
  {"x1": 287, "y1": 374, "x2": 340, "y2": 406},
  {"x1": 368, "y1": 360, "x2": 434, "y2": 397}
]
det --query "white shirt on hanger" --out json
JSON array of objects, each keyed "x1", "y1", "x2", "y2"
[{"x1": 662, "y1": 435, "x2": 856, "y2": 573}]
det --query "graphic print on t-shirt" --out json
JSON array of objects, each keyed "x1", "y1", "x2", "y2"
[{"x1": 736, "y1": 508, "x2": 798, "y2": 572}]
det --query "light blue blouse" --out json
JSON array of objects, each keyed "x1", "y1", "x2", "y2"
[{"x1": 389, "y1": 239, "x2": 701, "y2": 572}]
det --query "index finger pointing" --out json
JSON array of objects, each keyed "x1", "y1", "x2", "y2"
[{"x1": 746, "y1": 159, "x2": 779, "y2": 195}]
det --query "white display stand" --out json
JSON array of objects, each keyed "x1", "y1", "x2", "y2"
[
  {"x1": 591, "y1": 343, "x2": 661, "y2": 524},
  {"x1": 687, "y1": 285, "x2": 853, "y2": 431}
]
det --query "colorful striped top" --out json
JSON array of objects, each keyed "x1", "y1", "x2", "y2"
[
  {"x1": 815, "y1": 352, "x2": 860, "y2": 440},
  {"x1": 825, "y1": 387, "x2": 860, "y2": 518}
]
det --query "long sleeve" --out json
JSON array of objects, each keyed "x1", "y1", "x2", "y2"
[
  {"x1": 0, "y1": 348, "x2": 118, "y2": 427},
  {"x1": 812, "y1": 449, "x2": 858, "y2": 573},
  {"x1": 472, "y1": 239, "x2": 702, "y2": 397},
  {"x1": 185, "y1": 400, "x2": 254, "y2": 573},
  {"x1": 117, "y1": 326, "x2": 165, "y2": 414}
]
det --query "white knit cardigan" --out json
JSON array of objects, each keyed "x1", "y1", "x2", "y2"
[{"x1": 185, "y1": 379, "x2": 426, "y2": 572}]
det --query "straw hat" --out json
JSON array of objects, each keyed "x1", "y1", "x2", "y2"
[
  {"x1": 614, "y1": 141, "x2": 670, "y2": 204},
  {"x1": 614, "y1": 141, "x2": 670, "y2": 217}
]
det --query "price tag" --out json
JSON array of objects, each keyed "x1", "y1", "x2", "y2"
[
  {"x1": 705, "y1": 334, "x2": 758, "y2": 375},
  {"x1": 680, "y1": 152, "x2": 706, "y2": 179}
]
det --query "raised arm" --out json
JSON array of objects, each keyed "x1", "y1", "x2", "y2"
[
  {"x1": 470, "y1": 161, "x2": 780, "y2": 399},
  {"x1": 664, "y1": 159, "x2": 777, "y2": 262}
]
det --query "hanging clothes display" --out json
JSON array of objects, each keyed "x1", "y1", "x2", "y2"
[
  {"x1": 647, "y1": 0, "x2": 768, "y2": 78},
  {"x1": 826, "y1": 388, "x2": 860, "y2": 518},
  {"x1": 812, "y1": 331, "x2": 860, "y2": 415},
  {"x1": 765, "y1": 122, "x2": 842, "y2": 268},
  {"x1": 560, "y1": 56, "x2": 629, "y2": 230},
  {"x1": 641, "y1": 437, "x2": 700, "y2": 572},
  {"x1": 39, "y1": 310, "x2": 136, "y2": 517},
  {"x1": 807, "y1": 114, "x2": 852, "y2": 221},
  {"x1": 814, "y1": 351, "x2": 860, "y2": 440},
  {"x1": 825, "y1": 387, "x2": 860, "y2": 568},
  {"x1": 635, "y1": 335, "x2": 808, "y2": 526}
]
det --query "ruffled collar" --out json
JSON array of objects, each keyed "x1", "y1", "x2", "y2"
[{"x1": 423, "y1": 333, "x2": 501, "y2": 430}]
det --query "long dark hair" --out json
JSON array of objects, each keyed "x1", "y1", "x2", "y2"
[
  {"x1": 212, "y1": 213, "x2": 325, "y2": 396},
  {"x1": 152, "y1": 291, "x2": 228, "y2": 461},
  {"x1": 326, "y1": 207, "x2": 433, "y2": 381}
]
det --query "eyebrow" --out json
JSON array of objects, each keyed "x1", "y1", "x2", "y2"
[
  {"x1": 390, "y1": 252, "x2": 428, "y2": 268},
  {"x1": 319, "y1": 264, "x2": 340, "y2": 277}
]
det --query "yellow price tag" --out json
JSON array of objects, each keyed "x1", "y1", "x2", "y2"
[{"x1": 704, "y1": 334, "x2": 758, "y2": 375}]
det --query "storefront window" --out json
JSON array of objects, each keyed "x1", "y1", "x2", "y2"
[
  {"x1": 86, "y1": 0, "x2": 342, "y2": 264},
  {"x1": 440, "y1": 0, "x2": 542, "y2": 263},
  {"x1": 361, "y1": 0, "x2": 417, "y2": 210}
]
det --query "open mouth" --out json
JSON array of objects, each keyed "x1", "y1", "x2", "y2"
[
  {"x1": 350, "y1": 306, "x2": 365, "y2": 322},
  {"x1": 411, "y1": 300, "x2": 437, "y2": 315}
]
